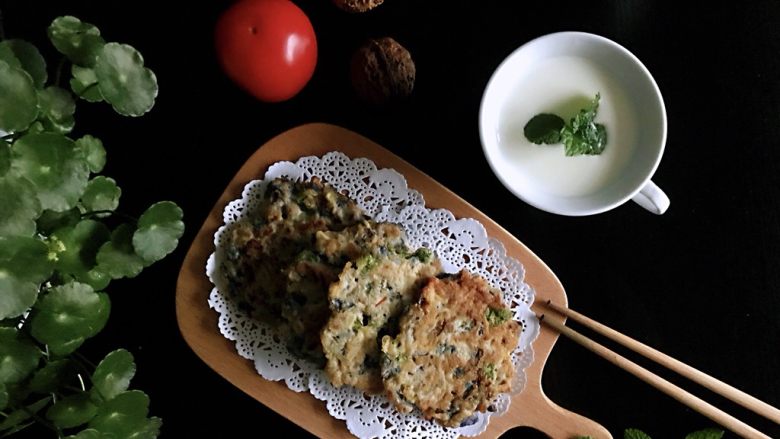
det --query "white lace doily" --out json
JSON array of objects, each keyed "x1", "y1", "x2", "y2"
[{"x1": 206, "y1": 152, "x2": 540, "y2": 438}]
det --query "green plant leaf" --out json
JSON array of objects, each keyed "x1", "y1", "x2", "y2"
[
  {"x1": 71, "y1": 65, "x2": 104, "y2": 103},
  {"x1": 51, "y1": 219, "x2": 111, "y2": 281},
  {"x1": 30, "y1": 282, "x2": 110, "y2": 356},
  {"x1": 48, "y1": 16, "x2": 106, "y2": 67},
  {"x1": 37, "y1": 208, "x2": 81, "y2": 235},
  {"x1": 11, "y1": 132, "x2": 90, "y2": 212},
  {"x1": 89, "y1": 390, "x2": 152, "y2": 437},
  {"x1": 685, "y1": 429, "x2": 725, "y2": 439},
  {"x1": 524, "y1": 113, "x2": 565, "y2": 144},
  {"x1": 133, "y1": 416, "x2": 162, "y2": 439},
  {"x1": 66, "y1": 429, "x2": 105, "y2": 439},
  {"x1": 0, "y1": 235, "x2": 53, "y2": 284},
  {"x1": 132, "y1": 201, "x2": 184, "y2": 264},
  {"x1": 95, "y1": 43, "x2": 158, "y2": 117},
  {"x1": 0, "y1": 328, "x2": 41, "y2": 385},
  {"x1": 0, "y1": 174, "x2": 41, "y2": 236},
  {"x1": 624, "y1": 428, "x2": 652, "y2": 439},
  {"x1": 29, "y1": 359, "x2": 72, "y2": 394},
  {"x1": 0, "y1": 44, "x2": 20, "y2": 69},
  {"x1": 96, "y1": 225, "x2": 145, "y2": 279},
  {"x1": 0, "y1": 396, "x2": 50, "y2": 431},
  {"x1": 81, "y1": 268, "x2": 112, "y2": 291},
  {"x1": 37, "y1": 86, "x2": 76, "y2": 134},
  {"x1": 0, "y1": 276, "x2": 38, "y2": 321},
  {"x1": 0, "y1": 40, "x2": 47, "y2": 88},
  {"x1": 0, "y1": 235, "x2": 53, "y2": 319},
  {"x1": 0, "y1": 384, "x2": 8, "y2": 410},
  {"x1": 81, "y1": 177, "x2": 121, "y2": 213},
  {"x1": 47, "y1": 392, "x2": 98, "y2": 429},
  {"x1": 91, "y1": 349, "x2": 135, "y2": 401},
  {"x1": 561, "y1": 93, "x2": 607, "y2": 156},
  {"x1": 0, "y1": 60, "x2": 38, "y2": 133},
  {"x1": 75, "y1": 135, "x2": 106, "y2": 173},
  {"x1": 26, "y1": 120, "x2": 46, "y2": 134},
  {"x1": 0, "y1": 141, "x2": 10, "y2": 176}
]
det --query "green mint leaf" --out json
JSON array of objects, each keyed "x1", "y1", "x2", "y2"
[
  {"x1": 0, "y1": 60, "x2": 38, "y2": 133},
  {"x1": 30, "y1": 282, "x2": 111, "y2": 356},
  {"x1": 11, "y1": 133, "x2": 90, "y2": 212},
  {"x1": 48, "y1": 16, "x2": 105, "y2": 67},
  {"x1": 573, "y1": 436, "x2": 594, "y2": 439},
  {"x1": 95, "y1": 43, "x2": 158, "y2": 117},
  {"x1": 0, "y1": 40, "x2": 47, "y2": 88},
  {"x1": 0, "y1": 328, "x2": 41, "y2": 385},
  {"x1": 524, "y1": 113, "x2": 565, "y2": 144},
  {"x1": 46, "y1": 392, "x2": 98, "y2": 429},
  {"x1": 561, "y1": 93, "x2": 607, "y2": 156},
  {"x1": 132, "y1": 201, "x2": 184, "y2": 264},
  {"x1": 91, "y1": 349, "x2": 136, "y2": 401},
  {"x1": 685, "y1": 429, "x2": 725, "y2": 439},
  {"x1": 624, "y1": 428, "x2": 652, "y2": 439}
]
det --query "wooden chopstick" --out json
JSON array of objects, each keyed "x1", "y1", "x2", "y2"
[
  {"x1": 544, "y1": 300, "x2": 780, "y2": 425},
  {"x1": 539, "y1": 309, "x2": 773, "y2": 439}
]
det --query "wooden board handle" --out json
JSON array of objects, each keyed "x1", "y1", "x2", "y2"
[{"x1": 506, "y1": 390, "x2": 613, "y2": 439}]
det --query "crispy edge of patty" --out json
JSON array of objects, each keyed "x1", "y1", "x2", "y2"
[
  {"x1": 321, "y1": 252, "x2": 441, "y2": 393},
  {"x1": 381, "y1": 270, "x2": 521, "y2": 427}
]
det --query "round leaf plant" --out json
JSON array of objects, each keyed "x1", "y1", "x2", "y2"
[{"x1": 0, "y1": 15, "x2": 180, "y2": 438}]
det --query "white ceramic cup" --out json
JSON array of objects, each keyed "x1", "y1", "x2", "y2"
[{"x1": 479, "y1": 32, "x2": 669, "y2": 216}]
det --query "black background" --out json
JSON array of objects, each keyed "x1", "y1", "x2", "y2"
[{"x1": 3, "y1": 0, "x2": 780, "y2": 438}]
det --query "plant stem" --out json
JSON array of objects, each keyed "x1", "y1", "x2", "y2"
[
  {"x1": 21, "y1": 407, "x2": 62, "y2": 438},
  {"x1": 63, "y1": 384, "x2": 86, "y2": 393},
  {"x1": 72, "y1": 351, "x2": 96, "y2": 369},
  {"x1": 0, "y1": 420, "x2": 35, "y2": 438},
  {"x1": 54, "y1": 57, "x2": 67, "y2": 87},
  {"x1": 69, "y1": 357, "x2": 94, "y2": 388}
]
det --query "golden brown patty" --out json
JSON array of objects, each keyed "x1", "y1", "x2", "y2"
[
  {"x1": 315, "y1": 220, "x2": 405, "y2": 265},
  {"x1": 222, "y1": 178, "x2": 365, "y2": 362},
  {"x1": 381, "y1": 271, "x2": 520, "y2": 427},
  {"x1": 321, "y1": 248, "x2": 440, "y2": 393},
  {"x1": 333, "y1": 0, "x2": 384, "y2": 13}
]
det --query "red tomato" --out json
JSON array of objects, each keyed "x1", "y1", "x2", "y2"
[{"x1": 215, "y1": 0, "x2": 317, "y2": 102}]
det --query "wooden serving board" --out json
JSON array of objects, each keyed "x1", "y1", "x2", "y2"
[{"x1": 175, "y1": 123, "x2": 611, "y2": 438}]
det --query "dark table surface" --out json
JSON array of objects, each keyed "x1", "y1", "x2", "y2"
[{"x1": 5, "y1": 1, "x2": 780, "y2": 437}]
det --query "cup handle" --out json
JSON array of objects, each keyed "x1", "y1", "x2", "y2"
[{"x1": 631, "y1": 180, "x2": 669, "y2": 214}]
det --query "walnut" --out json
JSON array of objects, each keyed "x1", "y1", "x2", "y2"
[
  {"x1": 350, "y1": 37, "x2": 415, "y2": 105},
  {"x1": 332, "y1": 0, "x2": 384, "y2": 13}
]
